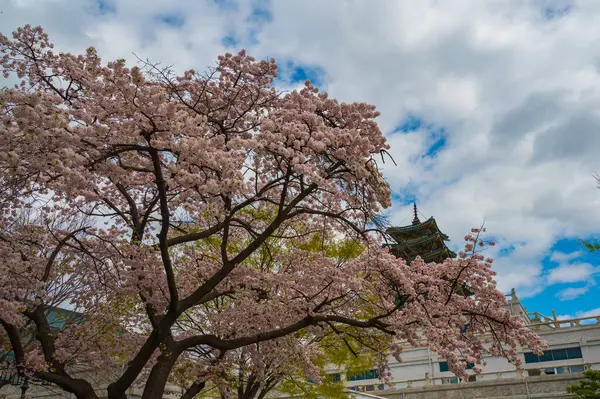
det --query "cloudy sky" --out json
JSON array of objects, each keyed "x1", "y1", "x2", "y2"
[{"x1": 2, "y1": 0, "x2": 600, "y2": 321}]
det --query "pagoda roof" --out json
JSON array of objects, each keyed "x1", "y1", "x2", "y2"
[
  {"x1": 387, "y1": 240, "x2": 457, "y2": 262},
  {"x1": 387, "y1": 217, "x2": 438, "y2": 233},
  {"x1": 421, "y1": 246, "x2": 457, "y2": 262},
  {"x1": 385, "y1": 231, "x2": 448, "y2": 248},
  {"x1": 387, "y1": 217, "x2": 435, "y2": 232},
  {"x1": 386, "y1": 217, "x2": 450, "y2": 241},
  {"x1": 46, "y1": 306, "x2": 85, "y2": 330},
  {"x1": 385, "y1": 204, "x2": 456, "y2": 263}
]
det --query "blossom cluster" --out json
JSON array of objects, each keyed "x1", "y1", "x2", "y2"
[{"x1": 0, "y1": 25, "x2": 543, "y2": 399}]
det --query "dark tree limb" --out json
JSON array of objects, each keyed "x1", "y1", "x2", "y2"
[{"x1": 181, "y1": 381, "x2": 206, "y2": 399}]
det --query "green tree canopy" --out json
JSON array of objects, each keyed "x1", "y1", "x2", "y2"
[{"x1": 566, "y1": 369, "x2": 600, "y2": 399}]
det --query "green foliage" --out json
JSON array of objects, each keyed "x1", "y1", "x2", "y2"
[
  {"x1": 580, "y1": 238, "x2": 600, "y2": 254},
  {"x1": 566, "y1": 369, "x2": 600, "y2": 398},
  {"x1": 297, "y1": 231, "x2": 364, "y2": 260},
  {"x1": 274, "y1": 331, "x2": 385, "y2": 399},
  {"x1": 270, "y1": 231, "x2": 384, "y2": 399},
  {"x1": 277, "y1": 372, "x2": 348, "y2": 399},
  {"x1": 186, "y1": 221, "x2": 381, "y2": 399}
]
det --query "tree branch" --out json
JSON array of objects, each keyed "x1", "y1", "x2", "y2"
[
  {"x1": 148, "y1": 145, "x2": 179, "y2": 313},
  {"x1": 180, "y1": 381, "x2": 206, "y2": 399},
  {"x1": 24, "y1": 304, "x2": 66, "y2": 375},
  {"x1": 43, "y1": 226, "x2": 88, "y2": 282},
  {"x1": 0, "y1": 319, "x2": 25, "y2": 365},
  {"x1": 175, "y1": 311, "x2": 394, "y2": 352},
  {"x1": 179, "y1": 183, "x2": 318, "y2": 312}
]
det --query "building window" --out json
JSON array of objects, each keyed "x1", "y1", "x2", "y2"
[
  {"x1": 347, "y1": 369, "x2": 379, "y2": 381},
  {"x1": 308, "y1": 372, "x2": 342, "y2": 384},
  {"x1": 524, "y1": 352, "x2": 539, "y2": 363},
  {"x1": 527, "y1": 365, "x2": 585, "y2": 376},
  {"x1": 442, "y1": 375, "x2": 476, "y2": 383},
  {"x1": 443, "y1": 377, "x2": 460, "y2": 384},
  {"x1": 439, "y1": 361, "x2": 475, "y2": 372},
  {"x1": 347, "y1": 384, "x2": 385, "y2": 392},
  {"x1": 523, "y1": 347, "x2": 582, "y2": 363},
  {"x1": 567, "y1": 347, "x2": 583, "y2": 359},
  {"x1": 551, "y1": 348, "x2": 568, "y2": 361}
]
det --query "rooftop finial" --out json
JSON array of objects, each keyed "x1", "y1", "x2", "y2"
[{"x1": 412, "y1": 202, "x2": 420, "y2": 225}]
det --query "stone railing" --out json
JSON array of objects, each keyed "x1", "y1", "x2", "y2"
[
  {"x1": 346, "y1": 361, "x2": 600, "y2": 394},
  {"x1": 391, "y1": 315, "x2": 600, "y2": 350},
  {"x1": 528, "y1": 315, "x2": 600, "y2": 330}
]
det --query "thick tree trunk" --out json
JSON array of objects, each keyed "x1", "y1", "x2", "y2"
[
  {"x1": 71, "y1": 379, "x2": 100, "y2": 399},
  {"x1": 180, "y1": 381, "x2": 205, "y2": 399},
  {"x1": 37, "y1": 373, "x2": 99, "y2": 399},
  {"x1": 106, "y1": 388, "x2": 128, "y2": 399},
  {"x1": 107, "y1": 312, "x2": 178, "y2": 399},
  {"x1": 140, "y1": 352, "x2": 178, "y2": 399},
  {"x1": 242, "y1": 382, "x2": 261, "y2": 399}
]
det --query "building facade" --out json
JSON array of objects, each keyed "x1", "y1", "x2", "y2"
[
  {"x1": 338, "y1": 207, "x2": 600, "y2": 398},
  {"x1": 343, "y1": 291, "x2": 600, "y2": 399}
]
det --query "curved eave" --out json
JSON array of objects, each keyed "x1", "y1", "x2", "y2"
[
  {"x1": 388, "y1": 232, "x2": 446, "y2": 248},
  {"x1": 387, "y1": 218, "x2": 450, "y2": 241},
  {"x1": 421, "y1": 246, "x2": 457, "y2": 262},
  {"x1": 387, "y1": 217, "x2": 437, "y2": 233},
  {"x1": 45, "y1": 306, "x2": 86, "y2": 330},
  {"x1": 388, "y1": 243, "x2": 456, "y2": 260}
]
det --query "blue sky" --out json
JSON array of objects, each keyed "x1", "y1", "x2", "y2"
[
  {"x1": 2, "y1": 0, "x2": 599, "y2": 320},
  {"x1": 533, "y1": 238, "x2": 599, "y2": 317}
]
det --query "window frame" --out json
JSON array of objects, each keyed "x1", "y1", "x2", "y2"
[
  {"x1": 347, "y1": 369, "x2": 379, "y2": 381},
  {"x1": 523, "y1": 346, "x2": 583, "y2": 364}
]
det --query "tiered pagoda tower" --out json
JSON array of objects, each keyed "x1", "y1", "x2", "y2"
[{"x1": 385, "y1": 203, "x2": 456, "y2": 263}]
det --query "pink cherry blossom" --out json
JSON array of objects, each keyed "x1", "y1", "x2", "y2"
[{"x1": 0, "y1": 25, "x2": 543, "y2": 399}]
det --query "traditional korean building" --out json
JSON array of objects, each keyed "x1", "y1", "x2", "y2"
[{"x1": 385, "y1": 203, "x2": 456, "y2": 263}]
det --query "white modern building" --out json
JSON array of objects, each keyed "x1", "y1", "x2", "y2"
[
  {"x1": 327, "y1": 207, "x2": 600, "y2": 398},
  {"x1": 336, "y1": 289, "x2": 600, "y2": 399}
]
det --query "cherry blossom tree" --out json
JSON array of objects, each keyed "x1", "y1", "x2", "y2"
[
  {"x1": 176, "y1": 236, "x2": 381, "y2": 399},
  {"x1": 208, "y1": 331, "x2": 386, "y2": 399},
  {"x1": 0, "y1": 25, "x2": 544, "y2": 399},
  {"x1": 191, "y1": 340, "x2": 353, "y2": 399}
]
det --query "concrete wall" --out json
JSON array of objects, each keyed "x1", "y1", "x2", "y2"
[
  {"x1": 373, "y1": 373, "x2": 582, "y2": 399},
  {"x1": 344, "y1": 321, "x2": 600, "y2": 396}
]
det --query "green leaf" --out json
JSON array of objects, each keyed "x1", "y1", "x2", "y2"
[{"x1": 566, "y1": 369, "x2": 600, "y2": 398}]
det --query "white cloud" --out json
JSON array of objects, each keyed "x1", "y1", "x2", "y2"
[
  {"x1": 2, "y1": 0, "x2": 600, "y2": 304},
  {"x1": 577, "y1": 308, "x2": 600, "y2": 318},
  {"x1": 556, "y1": 286, "x2": 590, "y2": 301},
  {"x1": 550, "y1": 250, "x2": 582, "y2": 264},
  {"x1": 558, "y1": 307, "x2": 600, "y2": 321},
  {"x1": 493, "y1": 261, "x2": 545, "y2": 298},
  {"x1": 547, "y1": 262, "x2": 596, "y2": 284}
]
